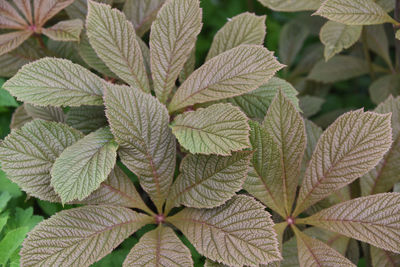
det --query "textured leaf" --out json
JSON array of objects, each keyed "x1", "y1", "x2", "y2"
[
  {"x1": 33, "y1": 0, "x2": 74, "y2": 27},
  {"x1": 168, "y1": 195, "x2": 281, "y2": 266},
  {"x1": 320, "y1": 21, "x2": 362, "y2": 61},
  {"x1": 243, "y1": 121, "x2": 286, "y2": 217},
  {"x1": 86, "y1": 1, "x2": 150, "y2": 93},
  {"x1": 104, "y1": 83, "x2": 176, "y2": 212},
  {"x1": 166, "y1": 151, "x2": 252, "y2": 210},
  {"x1": 0, "y1": 31, "x2": 32, "y2": 56},
  {"x1": 13, "y1": 0, "x2": 33, "y2": 24},
  {"x1": 0, "y1": 226, "x2": 29, "y2": 265},
  {"x1": 66, "y1": 105, "x2": 107, "y2": 134},
  {"x1": 376, "y1": 0, "x2": 395, "y2": 12},
  {"x1": 206, "y1": 12, "x2": 266, "y2": 60},
  {"x1": 228, "y1": 77, "x2": 299, "y2": 119},
  {"x1": 42, "y1": 19, "x2": 83, "y2": 42},
  {"x1": 304, "y1": 193, "x2": 400, "y2": 253},
  {"x1": 314, "y1": 0, "x2": 395, "y2": 25},
  {"x1": 10, "y1": 104, "x2": 32, "y2": 129},
  {"x1": 299, "y1": 95, "x2": 325, "y2": 118},
  {"x1": 0, "y1": 120, "x2": 83, "y2": 202},
  {"x1": 257, "y1": 0, "x2": 321, "y2": 11},
  {"x1": 370, "y1": 246, "x2": 400, "y2": 267},
  {"x1": 3, "y1": 58, "x2": 105, "y2": 107},
  {"x1": 25, "y1": 104, "x2": 66, "y2": 123},
  {"x1": 301, "y1": 119, "x2": 323, "y2": 178},
  {"x1": 65, "y1": 0, "x2": 112, "y2": 20},
  {"x1": 51, "y1": 127, "x2": 118, "y2": 203},
  {"x1": 304, "y1": 227, "x2": 350, "y2": 256},
  {"x1": 369, "y1": 75, "x2": 400, "y2": 104},
  {"x1": 361, "y1": 96, "x2": 400, "y2": 195},
  {"x1": 123, "y1": 225, "x2": 192, "y2": 266},
  {"x1": 279, "y1": 20, "x2": 309, "y2": 68},
  {"x1": 169, "y1": 45, "x2": 284, "y2": 112},
  {"x1": 179, "y1": 47, "x2": 196, "y2": 83},
  {"x1": 263, "y1": 90, "x2": 306, "y2": 215},
  {"x1": 294, "y1": 110, "x2": 392, "y2": 216},
  {"x1": 0, "y1": 0, "x2": 27, "y2": 29},
  {"x1": 365, "y1": 25, "x2": 392, "y2": 69},
  {"x1": 150, "y1": 0, "x2": 202, "y2": 103},
  {"x1": 20, "y1": 205, "x2": 151, "y2": 267},
  {"x1": 205, "y1": 259, "x2": 228, "y2": 267},
  {"x1": 171, "y1": 103, "x2": 250, "y2": 155}
]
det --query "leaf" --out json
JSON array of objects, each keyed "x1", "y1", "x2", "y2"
[
  {"x1": 304, "y1": 227, "x2": 350, "y2": 256},
  {"x1": 25, "y1": 104, "x2": 66, "y2": 123},
  {"x1": 104, "y1": 83, "x2": 176, "y2": 212},
  {"x1": 0, "y1": 191, "x2": 11, "y2": 213},
  {"x1": 228, "y1": 77, "x2": 299, "y2": 119},
  {"x1": 66, "y1": 105, "x2": 107, "y2": 134},
  {"x1": 257, "y1": 0, "x2": 321, "y2": 11},
  {"x1": 10, "y1": 104, "x2": 32, "y2": 129},
  {"x1": 279, "y1": 20, "x2": 309, "y2": 68},
  {"x1": 301, "y1": 119, "x2": 323, "y2": 179},
  {"x1": 51, "y1": 127, "x2": 118, "y2": 203},
  {"x1": 168, "y1": 195, "x2": 281, "y2": 266},
  {"x1": 0, "y1": 120, "x2": 83, "y2": 202},
  {"x1": 169, "y1": 45, "x2": 284, "y2": 112},
  {"x1": 0, "y1": 226, "x2": 29, "y2": 265},
  {"x1": 376, "y1": 0, "x2": 395, "y2": 12},
  {"x1": 0, "y1": 88, "x2": 18, "y2": 107},
  {"x1": 370, "y1": 246, "x2": 400, "y2": 267},
  {"x1": 0, "y1": 212, "x2": 8, "y2": 232},
  {"x1": 166, "y1": 151, "x2": 252, "y2": 210},
  {"x1": 13, "y1": 0, "x2": 33, "y2": 24},
  {"x1": 86, "y1": 1, "x2": 150, "y2": 93},
  {"x1": 65, "y1": 0, "x2": 112, "y2": 20},
  {"x1": 369, "y1": 75, "x2": 400, "y2": 104},
  {"x1": 171, "y1": 103, "x2": 250, "y2": 155},
  {"x1": 33, "y1": 0, "x2": 74, "y2": 27},
  {"x1": 314, "y1": 0, "x2": 396, "y2": 25},
  {"x1": 150, "y1": 0, "x2": 202, "y2": 103},
  {"x1": 205, "y1": 259, "x2": 228, "y2": 267},
  {"x1": 365, "y1": 25, "x2": 392, "y2": 69},
  {"x1": 320, "y1": 21, "x2": 362, "y2": 61},
  {"x1": 263, "y1": 90, "x2": 306, "y2": 215},
  {"x1": 3, "y1": 58, "x2": 106, "y2": 107},
  {"x1": 123, "y1": 225, "x2": 193, "y2": 266},
  {"x1": 42, "y1": 19, "x2": 83, "y2": 42},
  {"x1": 361, "y1": 96, "x2": 400, "y2": 195},
  {"x1": 303, "y1": 193, "x2": 400, "y2": 253},
  {"x1": 243, "y1": 121, "x2": 286, "y2": 217},
  {"x1": 0, "y1": 0, "x2": 27, "y2": 29},
  {"x1": 123, "y1": 0, "x2": 165, "y2": 37},
  {"x1": 294, "y1": 110, "x2": 392, "y2": 216},
  {"x1": 20, "y1": 205, "x2": 151, "y2": 267},
  {"x1": 179, "y1": 47, "x2": 196, "y2": 83},
  {"x1": 206, "y1": 12, "x2": 266, "y2": 60},
  {"x1": 0, "y1": 31, "x2": 32, "y2": 56},
  {"x1": 299, "y1": 95, "x2": 325, "y2": 118}
]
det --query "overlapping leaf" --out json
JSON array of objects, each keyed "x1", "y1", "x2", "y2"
[
  {"x1": 257, "y1": 0, "x2": 321, "y2": 11},
  {"x1": 370, "y1": 245, "x2": 400, "y2": 267},
  {"x1": 279, "y1": 20, "x2": 309, "y2": 68},
  {"x1": 66, "y1": 105, "x2": 107, "y2": 134},
  {"x1": 42, "y1": 19, "x2": 83, "y2": 42},
  {"x1": 0, "y1": 0, "x2": 28, "y2": 29},
  {"x1": 299, "y1": 96, "x2": 325, "y2": 118},
  {"x1": 365, "y1": 25, "x2": 392, "y2": 69},
  {"x1": 25, "y1": 104, "x2": 66, "y2": 123},
  {"x1": 9, "y1": 105, "x2": 32, "y2": 129},
  {"x1": 369, "y1": 75, "x2": 400, "y2": 105},
  {"x1": 33, "y1": 0, "x2": 75, "y2": 27},
  {"x1": 0, "y1": 31, "x2": 32, "y2": 56}
]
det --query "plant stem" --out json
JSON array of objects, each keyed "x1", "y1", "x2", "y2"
[{"x1": 361, "y1": 29, "x2": 375, "y2": 80}]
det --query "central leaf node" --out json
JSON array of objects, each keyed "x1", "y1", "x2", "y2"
[
  {"x1": 286, "y1": 216, "x2": 295, "y2": 225},
  {"x1": 155, "y1": 214, "x2": 165, "y2": 224}
]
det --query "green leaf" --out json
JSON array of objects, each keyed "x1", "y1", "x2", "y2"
[
  {"x1": 320, "y1": 21, "x2": 362, "y2": 61},
  {"x1": 51, "y1": 127, "x2": 118, "y2": 203},
  {"x1": 171, "y1": 103, "x2": 250, "y2": 155},
  {"x1": 314, "y1": 0, "x2": 396, "y2": 25},
  {"x1": 0, "y1": 226, "x2": 29, "y2": 265},
  {"x1": 299, "y1": 95, "x2": 325, "y2": 118},
  {"x1": 257, "y1": 0, "x2": 321, "y2": 11},
  {"x1": 0, "y1": 191, "x2": 11, "y2": 213},
  {"x1": 0, "y1": 31, "x2": 32, "y2": 56},
  {"x1": 303, "y1": 193, "x2": 400, "y2": 253},
  {"x1": 10, "y1": 104, "x2": 32, "y2": 129},
  {"x1": 0, "y1": 168, "x2": 22, "y2": 197},
  {"x1": 0, "y1": 212, "x2": 9, "y2": 232},
  {"x1": 0, "y1": 88, "x2": 18, "y2": 107},
  {"x1": 263, "y1": 90, "x2": 306, "y2": 215},
  {"x1": 65, "y1": 0, "x2": 113, "y2": 21},
  {"x1": 279, "y1": 20, "x2": 309, "y2": 68},
  {"x1": 0, "y1": 120, "x2": 84, "y2": 202},
  {"x1": 301, "y1": 119, "x2": 323, "y2": 179},
  {"x1": 369, "y1": 75, "x2": 400, "y2": 105},
  {"x1": 104, "y1": 83, "x2": 175, "y2": 212},
  {"x1": 25, "y1": 104, "x2": 66, "y2": 123},
  {"x1": 169, "y1": 45, "x2": 284, "y2": 112},
  {"x1": 376, "y1": 0, "x2": 395, "y2": 12},
  {"x1": 66, "y1": 105, "x2": 107, "y2": 134},
  {"x1": 168, "y1": 195, "x2": 281, "y2": 266},
  {"x1": 365, "y1": 25, "x2": 392, "y2": 69},
  {"x1": 20, "y1": 205, "x2": 151, "y2": 267},
  {"x1": 86, "y1": 1, "x2": 150, "y2": 93},
  {"x1": 33, "y1": 0, "x2": 74, "y2": 27},
  {"x1": 304, "y1": 227, "x2": 350, "y2": 256},
  {"x1": 166, "y1": 151, "x2": 252, "y2": 210},
  {"x1": 370, "y1": 246, "x2": 400, "y2": 267},
  {"x1": 123, "y1": 225, "x2": 193, "y2": 266},
  {"x1": 294, "y1": 109, "x2": 392, "y2": 216},
  {"x1": 42, "y1": 19, "x2": 83, "y2": 42},
  {"x1": 206, "y1": 12, "x2": 266, "y2": 60},
  {"x1": 150, "y1": 0, "x2": 202, "y2": 103},
  {"x1": 179, "y1": 47, "x2": 196, "y2": 83},
  {"x1": 3, "y1": 58, "x2": 106, "y2": 107}
]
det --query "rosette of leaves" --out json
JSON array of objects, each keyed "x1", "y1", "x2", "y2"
[{"x1": 0, "y1": 0, "x2": 287, "y2": 266}]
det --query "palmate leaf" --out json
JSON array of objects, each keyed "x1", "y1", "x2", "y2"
[
  {"x1": 166, "y1": 151, "x2": 252, "y2": 210},
  {"x1": 86, "y1": 1, "x2": 150, "y2": 93},
  {"x1": 13, "y1": 0, "x2": 33, "y2": 24},
  {"x1": 25, "y1": 104, "x2": 66, "y2": 123},
  {"x1": 0, "y1": 0, "x2": 28, "y2": 29},
  {"x1": 42, "y1": 19, "x2": 83, "y2": 42},
  {"x1": 20, "y1": 205, "x2": 152, "y2": 267},
  {"x1": 104, "y1": 83, "x2": 176, "y2": 212},
  {"x1": 33, "y1": 0, "x2": 75, "y2": 27},
  {"x1": 168, "y1": 45, "x2": 284, "y2": 112},
  {"x1": 3, "y1": 58, "x2": 106, "y2": 107},
  {"x1": 303, "y1": 193, "x2": 400, "y2": 253},
  {"x1": 314, "y1": 0, "x2": 396, "y2": 25},
  {"x1": 51, "y1": 127, "x2": 118, "y2": 203},
  {"x1": 66, "y1": 105, "x2": 107, "y2": 134},
  {"x1": 168, "y1": 195, "x2": 281, "y2": 266},
  {"x1": 171, "y1": 103, "x2": 250, "y2": 155},
  {"x1": 0, "y1": 120, "x2": 83, "y2": 202},
  {"x1": 0, "y1": 31, "x2": 32, "y2": 56},
  {"x1": 257, "y1": 0, "x2": 321, "y2": 11},
  {"x1": 294, "y1": 109, "x2": 392, "y2": 216},
  {"x1": 123, "y1": 225, "x2": 192, "y2": 266},
  {"x1": 150, "y1": 0, "x2": 202, "y2": 104},
  {"x1": 303, "y1": 227, "x2": 350, "y2": 256},
  {"x1": 370, "y1": 245, "x2": 400, "y2": 267},
  {"x1": 206, "y1": 12, "x2": 266, "y2": 60}
]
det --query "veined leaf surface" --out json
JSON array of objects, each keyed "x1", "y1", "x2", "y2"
[
  {"x1": 0, "y1": 31, "x2": 32, "y2": 56},
  {"x1": 258, "y1": 0, "x2": 321, "y2": 11},
  {"x1": 66, "y1": 105, "x2": 107, "y2": 134},
  {"x1": 25, "y1": 104, "x2": 66, "y2": 123},
  {"x1": 13, "y1": 0, "x2": 33, "y2": 24},
  {"x1": 33, "y1": 0, "x2": 75, "y2": 27},
  {"x1": 42, "y1": 19, "x2": 83, "y2": 42},
  {"x1": 370, "y1": 245, "x2": 400, "y2": 267},
  {"x1": 0, "y1": 0, "x2": 28, "y2": 29},
  {"x1": 10, "y1": 105, "x2": 32, "y2": 129}
]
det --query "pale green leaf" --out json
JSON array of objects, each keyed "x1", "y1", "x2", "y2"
[
  {"x1": 314, "y1": 0, "x2": 396, "y2": 25},
  {"x1": 370, "y1": 246, "x2": 400, "y2": 267},
  {"x1": 0, "y1": 0, "x2": 28, "y2": 29},
  {"x1": 51, "y1": 127, "x2": 118, "y2": 203},
  {"x1": 320, "y1": 21, "x2": 362, "y2": 61},
  {"x1": 0, "y1": 120, "x2": 83, "y2": 202},
  {"x1": 25, "y1": 104, "x2": 66, "y2": 123},
  {"x1": 42, "y1": 19, "x2": 83, "y2": 42},
  {"x1": 376, "y1": 0, "x2": 395, "y2": 12},
  {"x1": 299, "y1": 95, "x2": 325, "y2": 118},
  {"x1": 150, "y1": 0, "x2": 202, "y2": 103},
  {"x1": 123, "y1": 225, "x2": 193, "y2": 266},
  {"x1": 304, "y1": 193, "x2": 400, "y2": 253},
  {"x1": 65, "y1": 0, "x2": 113, "y2": 20},
  {"x1": 279, "y1": 20, "x2": 309, "y2": 68},
  {"x1": 365, "y1": 25, "x2": 392, "y2": 69},
  {"x1": 66, "y1": 105, "x2": 107, "y2": 134},
  {"x1": 86, "y1": 1, "x2": 150, "y2": 93},
  {"x1": 10, "y1": 104, "x2": 32, "y2": 129},
  {"x1": 169, "y1": 45, "x2": 284, "y2": 112},
  {"x1": 171, "y1": 103, "x2": 250, "y2": 155},
  {"x1": 166, "y1": 151, "x2": 252, "y2": 210},
  {"x1": 104, "y1": 83, "x2": 176, "y2": 212},
  {"x1": 3, "y1": 58, "x2": 106, "y2": 107},
  {"x1": 206, "y1": 12, "x2": 266, "y2": 60},
  {"x1": 257, "y1": 0, "x2": 321, "y2": 11},
  {"x1": 0, "y1": 31, "x2": 31, "y2": 56},
  {"x1": 369, "y1": 74, "x2": 400, "y2": 104},
  {"x1": 20, "y1": 205, "x2": 151, "y2": 267},
  {"x1": 0, "y1": 226, "x2": 29, "y2": 265},
  {"x1": 294, "y1": 109, "x2": 392, "y2": 216},
  {"x1": 33, "y1": 0, "x2": 74, "y2": 27},
  {"x1": 291, "y1": 43, "x2": 324, "y2": 78},
  {"x1": 168, "y1": 195, "x2": 281, "y2": 266},
  {"x1": 179, "y1": 47, "x2": 196, "y2": 83},
  {"x1": 263, "y1": 90, "x2": 306, "y2": 215}
]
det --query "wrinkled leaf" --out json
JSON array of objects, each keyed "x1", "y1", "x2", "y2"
[
  {"x1": 42, "y1": 19, "x2": 83, "y2": 42},
  {"x1": 66, "y1": 105, "x2": 107, "y2": 134},
  {"x1": 33, "y1": 0, "x2": 74, "y2": 27},
  {"x1": 25, "y1": 104, "x2": 66, "y2": 123},
  {"x1": 10, "y1": 104, "x2": 32, "y2": 129}
]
